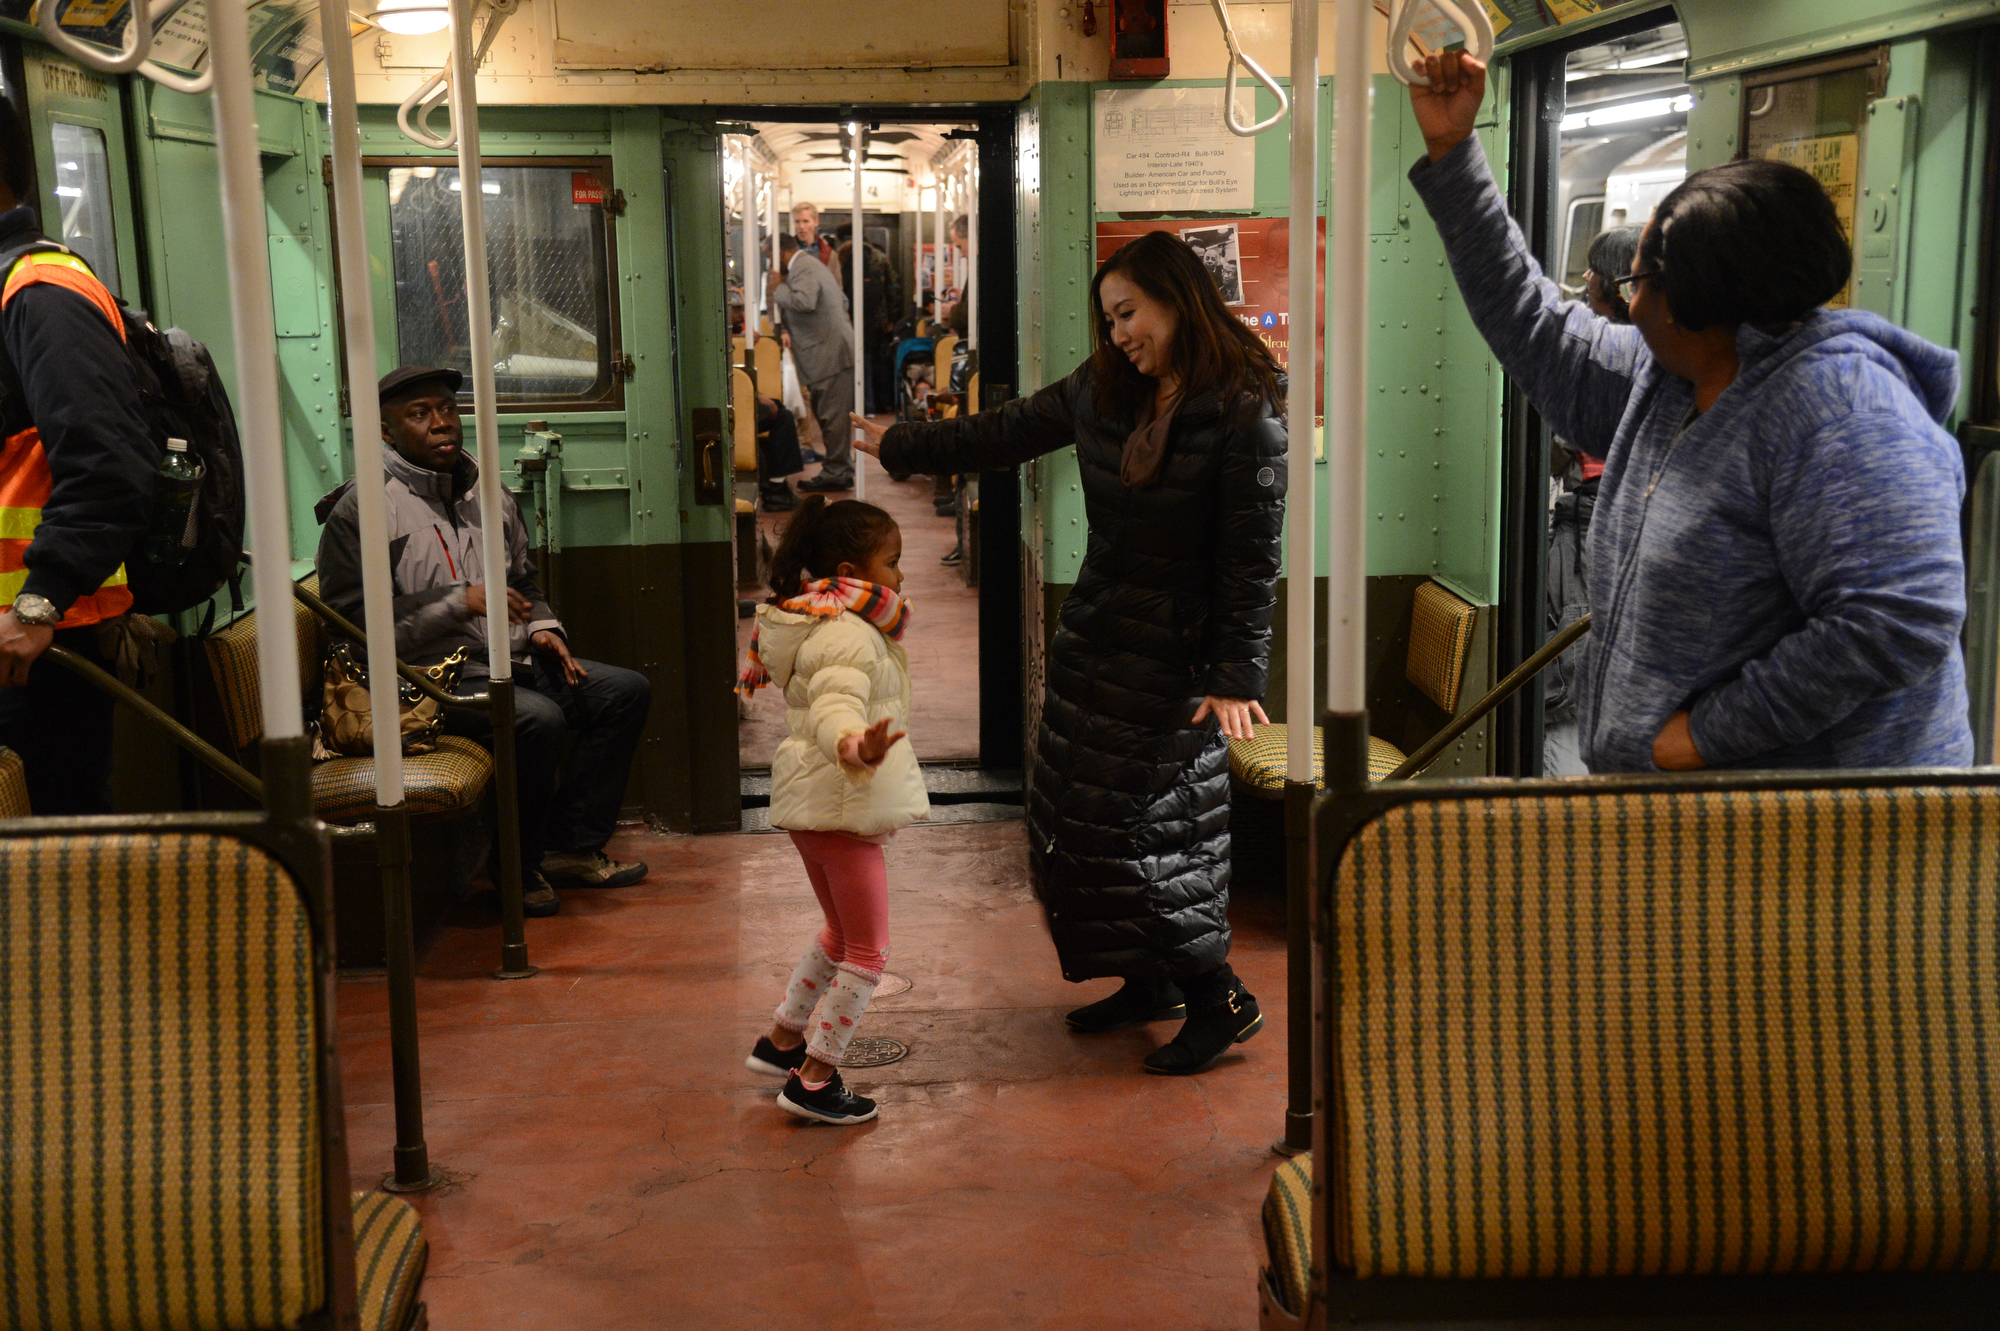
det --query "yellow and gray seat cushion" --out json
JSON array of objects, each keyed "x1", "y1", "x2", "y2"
[
  {"x1": 0, "y1": 831, "x2": 325, "y2": 1326},
  {"x1": 311, "y1": 734, "x2": 494, "y2": 825},
  {"x1": 1329, "y1": 785, "x2": 2000, "y2": 1279},
  {"x1": 352, "y1": 1190, "x2": 429, "y2": 1331},
  {"x1": 1404, "y1": 579, "x2": 1477, "y2": 712},
  {"x1": 1228, "y1": 724, "x2": 1406, "y2": 796},
  {"x1": 1262, "y1": 1155, "x2": 1313, "y2": 1318},
  {"x1": 0, "y1": 745, "x2": 28, "y2": 817},
  {"x1": 205, "y1": 586, "x2": 325, "y2": 751}
]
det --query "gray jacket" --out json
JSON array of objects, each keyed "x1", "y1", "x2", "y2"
[
  {"x1": 772, "y1": 249, "x2": 853, "y2": 385},
  {"x1": 315, "y1": 447, "x2": 560, "y2": 678}
]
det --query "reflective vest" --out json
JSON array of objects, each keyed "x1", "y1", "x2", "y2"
[{"x1": 0, "y1": 250, "x2": 132, "y2": 628}]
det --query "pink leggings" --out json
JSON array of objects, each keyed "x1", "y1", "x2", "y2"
[{"x1": 788, "y1": 830, "x2": 890, "y2": 978}]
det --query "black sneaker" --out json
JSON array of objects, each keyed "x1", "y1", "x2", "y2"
[
  {"x1": 520, "y1": 871, "x2": 559, "y2": 918},
  {"x1": 745, "y1": 1036, "x2": 808, "y2": 1078},
  {"x1": 797, "y1": 474, "x2": 853, "y2": 493},
  {"x1": 776, "y1": 1069, "x2": 879, "y2": 1124},
  {"x1": 1065, "y1": 979, "x2": 1186, "y2": 1034}
]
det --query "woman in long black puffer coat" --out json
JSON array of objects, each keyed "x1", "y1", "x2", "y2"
[{"x1": 851, "y1": 231, "x2": 1287, "y2": 1074}]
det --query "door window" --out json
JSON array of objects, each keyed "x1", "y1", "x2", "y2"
[
  {"x1": 49, "y1": 121, "x2": 119, "y2": 297},
  {"x1": 381, "y1": 162, "x2": 618, "y2": 407},
  {"x1": 1742, "y1": 58, "x2": 1880, "y2": 309}
]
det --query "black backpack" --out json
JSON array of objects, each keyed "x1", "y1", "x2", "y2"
[{"x1": 0, "y1": 238, "x2": 246, "y2": 618}]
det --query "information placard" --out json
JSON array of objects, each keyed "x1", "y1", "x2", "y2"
[{"x1": 1093, "y1": 87, "x2": 1257, "y2": 214}]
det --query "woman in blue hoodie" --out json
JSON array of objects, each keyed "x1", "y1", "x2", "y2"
[{"x1": 1407, "y1": 52, "x2": 1972, "y2": 773}]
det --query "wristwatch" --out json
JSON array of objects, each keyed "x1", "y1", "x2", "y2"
[{"x1": 11, "y1": 593, "x2": 61, "y2": 627}]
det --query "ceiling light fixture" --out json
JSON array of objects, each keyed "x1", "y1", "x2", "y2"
[{"x1": 369, "y1": 0, "x2": 450, "y2": 37}]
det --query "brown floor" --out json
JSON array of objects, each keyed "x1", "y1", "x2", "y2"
[
  {"x1": 337, "y1": 821, "x2": 1291, "y2": 1330},
  {"x1": 737, "y1": 412, "x2": 982, "y2": 769}
]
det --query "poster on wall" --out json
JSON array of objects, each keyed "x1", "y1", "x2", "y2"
[
  {"x1": 1093, "y1": 87, "x2": 1257, "y2": 214},
  {"x1": 1758, "y1": 133, "x2": 1859, "y2": 308},
  {"x1": 1097, "y1": 215, "x2": 1326, "y2": 436}
]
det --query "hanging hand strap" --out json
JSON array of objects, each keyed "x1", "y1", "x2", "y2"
[
  {"x1": 1387, "y1": 0, "x2": 1497, "y2": 87},
  {"x1": 1211, "y1": 0, "x2": 1290, "y2": 137}
]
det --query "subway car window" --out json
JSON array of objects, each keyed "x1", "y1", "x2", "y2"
[
  {"x1": 1555, "y1": 23, "x2": 1689, "y2": 298},
  {"x1": 1742, "y1": 54, "x2": 1884, "y2": 308},
  {"x1": 382, "y1": 162, "x2": 616, "y2": 406},
  {"x1": 49, "y1": 120, "x2": 118, "y2": 297}
]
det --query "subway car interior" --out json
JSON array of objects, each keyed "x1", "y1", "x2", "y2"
[{"x1": 0, "y1": 0, "x2": 1998, "y2": 1328}]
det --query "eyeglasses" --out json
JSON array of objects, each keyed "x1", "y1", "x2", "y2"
[{"x1": 1612, "y1": 269, "x2": 1660, "y2": 295}]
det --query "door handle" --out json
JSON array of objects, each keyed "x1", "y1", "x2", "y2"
[{"x1": 691, "y1": 406, "x2": 725, "y2": 505}]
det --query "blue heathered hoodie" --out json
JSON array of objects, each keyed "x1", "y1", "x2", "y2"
[{"x1": 1411, "y1": 138, "x2": 1971, "y2": 773}]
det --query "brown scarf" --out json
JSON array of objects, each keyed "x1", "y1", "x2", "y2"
[{"x1": 1120, "y1": 390, "x2": 1182, "y2": 488}]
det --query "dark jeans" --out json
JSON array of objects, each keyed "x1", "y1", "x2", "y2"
[
  {"x1": 444, "y1": 656, "x2": 651, "y2": 873},
  {"x1": 0, "y1": 625, "x2": 115, "y2": 814},
  {"x1": 758, "y1": 404, "x2": 804, "y2": 492}
]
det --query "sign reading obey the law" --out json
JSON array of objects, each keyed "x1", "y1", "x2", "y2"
[{"x1": 1093, "y1": 87, "x2": 1257, "y2": 214}]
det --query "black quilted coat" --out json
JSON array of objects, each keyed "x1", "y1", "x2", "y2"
[{"x1": 882, "y1": 363, "x2": 1286, "y2": 983}]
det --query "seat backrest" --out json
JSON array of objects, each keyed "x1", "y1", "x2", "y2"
[
  {"x1": 966, "y1": 370, "x2": 980, "y2": 415},
  {"x1": 758, "y1": 314, "x2": 773, "y2": 338},
  {"x1": 1402, "y1": 579, "x2": 1476, "y2": 713},
  {"x1": 932, "y1": 334, "x2": 959, "y2": 417},
  {"x1": 0, "y1": 827, "x2": 329, "y2": 1326},
  {"x1": 730, "y1": 334, "x2": 747, "y2": 367},
  {"x1": 754, "y1": 335, "x2": 782, "y2": 395},
  {"x1": 204, "y1": 582, "x2": 323, "y2": 752},
  {"x1": 731, "y1": 367, "x2": 758, "y2": 474},
  {"x1": 1328, "y1": 783, "x2": 2000, "y2": 1280},
  {"x1": 0, "y1": 745, "x2": 27, "y2": 817}
]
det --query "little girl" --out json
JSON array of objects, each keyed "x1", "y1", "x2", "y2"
[{"x1": 738, "y1": 496, "x2": 930, "y2": 1124}]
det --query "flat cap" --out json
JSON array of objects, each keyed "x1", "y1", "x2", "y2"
[{"x1": 377, "y1": 365, "x2": 464, "y2": 401}]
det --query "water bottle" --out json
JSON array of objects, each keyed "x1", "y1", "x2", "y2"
[{"x1": 146, "y1": 437, "x2": 203, "y2": 567}]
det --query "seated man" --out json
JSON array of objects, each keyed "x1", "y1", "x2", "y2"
[
  {"x1": 755, "y1": 391, "x2": 803, "y2": 512},
  {"x1": 316, "y1": 366, "x2": 651, "y2": 916}
]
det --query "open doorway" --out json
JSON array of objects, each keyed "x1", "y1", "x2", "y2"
[{"x1": 721, "y1": 116, "x2": 1005, "y2": 782}]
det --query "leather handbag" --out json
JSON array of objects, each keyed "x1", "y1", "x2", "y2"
[{"x1": 312, "y1": 642, "x2": 468, "y2": 761}]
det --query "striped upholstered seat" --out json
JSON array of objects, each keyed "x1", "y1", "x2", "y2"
[
  {"x1": 352, "y1": 1189, "x2": 429, "y2": 1331},
  {"x1": 0, "y1": 745, "x2": 28, "y2": 817},
  {"x1": 0, "y1": 831, "x2": 326, "y2": 1326},
  {"x1": 1232, "y1": 580, "x2": 1478, "y2": 796},
  {"x1": 1326, "y1": 785, "x2": 2000, "y2": 1281},
  {"x1": 1261, "y1": 1155, "x2": 1313, "y2": 1323},
  {"x1": 204, "y1": 581, "x2": 491, "y2": 825}
]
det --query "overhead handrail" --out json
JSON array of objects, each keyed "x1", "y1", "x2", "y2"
[
  {"x1": 1384, "y1": 615, "x2": 1592, "y2": 781},
  {"x1": 45, "y1": 645, "x2": 264, "y2": 801},
  {"x1": 1211, "y1": 0, "x2": 1289, "y2": 136},
  {"x1": 1386, "y1": 0, "x2": 1496, "y2": 87},
  {"x1": 392, "y1": 0, "x2": 516, "y2": 151},
  {"x1": 39, "y1": 0, "x2": 214, "y2": 93}
]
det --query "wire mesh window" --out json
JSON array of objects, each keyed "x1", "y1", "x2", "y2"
[{"x1": 382, "y1": 162, "x2": 616, "y2": 406}]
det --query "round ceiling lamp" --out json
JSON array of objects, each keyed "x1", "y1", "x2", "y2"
[{"x1": 369, "y1": 0, "x2": 450, "y2": 36}]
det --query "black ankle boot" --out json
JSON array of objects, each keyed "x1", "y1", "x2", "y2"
[
  {"x1": 1064, "y1": 979, "x2": 1187, "y2": 1034},
  {"x1": 1142, "y1": 968, "x2": 1262, "y2": 1074}
]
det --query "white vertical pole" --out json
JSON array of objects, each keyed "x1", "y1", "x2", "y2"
[
  {"x1": 1327, "y1": 0, "x2": 1370, "y2": 713},
  {"x1": 851, "y1": 122, "x2": 866, "y2": 500},
  {"x1": 966, "y1": 153, "x2": 979, "y2": 353},
  {"x1": 320, "y1": 0, "x2": 402, "y2": 803},
  {"x1": 742, "y1": 151, "x2": 758, "y2": 340},
  {"x1": 768, "y1": 171, "x2": 781, "y2": 326},
  {"x1": 935, "y1": 168, "x2": 947, "y2": 306},
  {"x1": 447, "y1": 0, "x2": 509, "y2": 685},
  {"x1": 1285, "y1": 0, "x2": 1320, "y2": 783},
  {"x1": 209, "y1": 0, "x2": 300, "y2": 739}
]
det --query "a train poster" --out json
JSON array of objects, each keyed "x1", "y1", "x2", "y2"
[{"x1": 1097, "y1": 215, "x2": 1326, "y2": 434}]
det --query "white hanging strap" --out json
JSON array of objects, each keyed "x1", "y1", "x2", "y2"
[
  {"x1": 394, "y1": 0, "x2": 517, "y2": 151},
  {"x1": 1210, "y1": 0, "x2": 1289, "y2": 137},
  {"x1": 40, "y1": 0, "x2": 213, "y2": 91},
  {"x1": 1386, "y1": 0, "x2": 1497, "y2": 87}
]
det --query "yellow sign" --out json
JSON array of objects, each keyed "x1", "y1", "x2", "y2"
[
  {"x1": 1481, "y1": 0, "x2": 1513, "y2": 37},
  {"x1": 1761, "y1": 133, "x2": 1860, "y2": 308}
]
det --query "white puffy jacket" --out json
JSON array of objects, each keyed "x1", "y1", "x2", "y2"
[{"x1": 757, "y1": 605, "x2": 930, "y2": 837}]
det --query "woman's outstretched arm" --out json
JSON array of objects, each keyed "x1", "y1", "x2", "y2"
[
  {"x1": 855, "y1": 364, "x2": 1086, "y2": 475},
  {"x1": 1406, "y1": 52, "x2": 1645, "y2": 460}
]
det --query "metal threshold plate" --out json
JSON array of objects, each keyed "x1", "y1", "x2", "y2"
[
  {"x1": 874, "y1": 972, "x2": 912, "y2": 998},
  {"x1": 841, "y1": 1037, "x2": 908, "y2": 1067}
]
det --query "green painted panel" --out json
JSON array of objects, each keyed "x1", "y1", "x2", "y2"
[
  {"x1": 662, "y1": 116, "x2": 729, "y2": 547},
  {"x1": 611, "y1": 109, "x2": 682, "y2": 552},
  {"x1": 1685, "y1": 78, "x2": 1741, "y2": 171},
  {"x1": 1020, "y1": 81, "x2": 1093, "y2": 585},
  {"x1": 1682, "y1": 0, "x2": 2000, "y2": 81}
]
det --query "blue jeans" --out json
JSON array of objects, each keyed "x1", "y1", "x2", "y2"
[{"x1": 445, "y1": 656, "x2": 651, "y2": 873}]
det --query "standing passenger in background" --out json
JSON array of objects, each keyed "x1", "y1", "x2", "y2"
[
  {"x1": 792, "y1": 201, "x2": 842, "y2": 292},
  {"x1": 1409, "y1": 52, "x2": 1970, "y2": 772},
  {"x1": 1545, "y1": 224, "x2": 1640, "y2": 777},
  {"x1": 772, "y1": 232, "x2": 858, "y2": 493},
  {"x1": 0, "y1": 98, "x2": 158, "y2": 814}
]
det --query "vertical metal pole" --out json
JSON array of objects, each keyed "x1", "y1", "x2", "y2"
[
  {"x1": 1328, "y1": 0, "x2": 1370, "y2": 727},
  {"x1": 448, "y1": 0, "x2": 536, "y2": 979},
  {"x1": 1279, "y1": 0, "x2": 1320, "y2": 1162},
  {"x1": 209, "y1": 0, "x2": 301, "y2": 747},
  {"x1": 935, "y1": 167, "x2": 947, "y2": 308},
  {"x1": 966, "y1": 154, "x2": 979, "y2": 351},
  {"x1": 768, "y1": 172, "x2": 782, "y2": 329},
  {"x1": 742, "y1": 148, "x2": 758, "y2": 342},
  {"x1": 851, "y1": 120, "x2": 866, "y2": 500},
  {"x1": 321, "y1": 0, "x2": 440, "y2": 1192}
]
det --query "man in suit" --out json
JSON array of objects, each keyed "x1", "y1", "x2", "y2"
[{"x1": 771, "y1": 232, "x2": 856, "y2": 492}]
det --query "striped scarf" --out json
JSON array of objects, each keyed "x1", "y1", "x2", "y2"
[{"x1": 738, "y1": 577, "x2": 910, "y2": 696}]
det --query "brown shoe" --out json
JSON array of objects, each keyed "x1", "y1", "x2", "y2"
[{"x1": 539, "y1": 850, "x2": 648, "y2": 889}]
